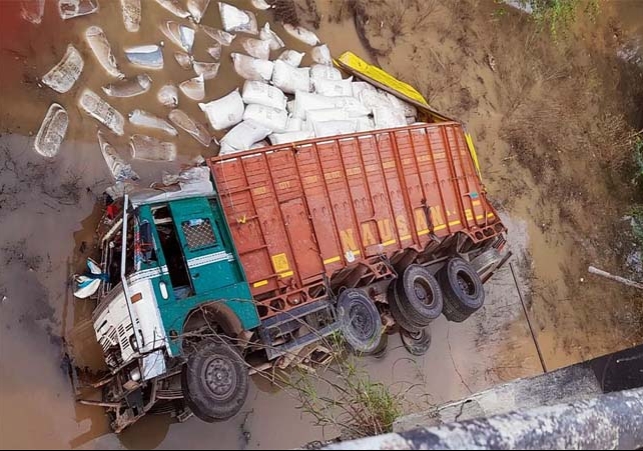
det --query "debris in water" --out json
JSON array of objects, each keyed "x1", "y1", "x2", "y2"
[
  {"x1": 58, "y1": 0, "x2": 99, "y2": 20},
  {"x1": 207, "y1": 44, "x2": 222, "y2": 60},
  {"x1": 260, "y1": 23, "x2": 285, "y2": 51},
  {"x1": 251, "y1": 0, "x2": 273, "y2": 10},
  {"x1": 193, "y1": 61, "x2": 220, "y2": 80},
  {"x1": 201, "y1": 25, "x2": 236, "y2": 46},
  {"x1": 85, "y1": 26, "x2": 125, "y2": 79},
  {"x1": 129, "y1": 109, "x2": 178, "y2": 136},
  {"x1": 120, "y1": 0, "x2": 141, "y2": 33},
  {"x1": 102, "y1": 74, "x2": 152, "y2": 97},
  {"x1": 174, "y1": 51, "x2": 193, "y2": 69},
  {"x1": 41, "y1": 44, "x2": 84, "y2": 94},
  {"x1": 311, "y1": 44, "x2": 331, "y2": 65},
  {"x1": 487, "y1": 53, "x2": 497, "y2": 72},
  {"x1": 78, "y1": 89, "x2": 126, "y2": 136},
  {"x1": 157, "y1": 84, "x2": 179, "y2": 107},
  {"x1": 231, "y1": 53, "x2": 274, "y2": 82},
  {"x1": 219, "y1": 2, "x2": 258, "y2": 35},
  {"x1": 34, "y1": 103, "x2": 68, "y2": 158},
  {"x1": 187, "y1": 0, "x2": 210, "y2": 23},
  {"x1": 179, "y1": 74, "x2": 205, "y2": 101},
  {"x1": 73, "y1": 258, "x2": 104, "y2": 299},
  {"x1": 124, "y1": 44, "x2": 164, "y2": 70},
  {"x1": 130, "y1": 135, "x2": 177, "y2": 161},
  {"x1": 199, "y1": 89, "x2": 244, "y2": 130},
  {"x1": 169, "y1": 109, "x2": 212, "y2": 147},
  {"x1": 242, "y1": 38, "x2": 271, "y2": 60},
  {"x1": 283, "y1": 24, "x2": 320, "y2": 46},
  {"x1": 154, "y1": 0, "x2": 190, "y2": 18},
  {"x1": 161, "y1": 21, "x2": 196, "y2": 53},
  {"x1": 277, "y1": 49, "x2": 305, "y2": 67},
  {"x1": 97, "y1": 131, "x2": 139, "y2": 181},
  {"x1": 21, "y1": 0, "x2": 45, "y2": 24}
]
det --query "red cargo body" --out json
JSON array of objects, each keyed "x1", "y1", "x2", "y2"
[{"x1": 208, "y1": 122, "x2": 505, "y2": 319}]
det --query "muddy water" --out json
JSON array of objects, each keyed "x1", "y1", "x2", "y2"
[{"x1": 1, "y1": 1, "x2": 642, "y2": 450}]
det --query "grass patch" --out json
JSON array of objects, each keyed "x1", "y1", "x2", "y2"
[{"x1": 513, "y1": 0, "x2": 600, "y2": 37}]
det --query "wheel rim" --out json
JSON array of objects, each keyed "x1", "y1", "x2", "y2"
[
  {"x1": 413, "y1": 278, "x2": 435, "y2": 307},
  {"x1": 456, "y1": 271, "x2": 476, "y2": 297},
  {"x1": 349, "y1": 302, "x2": 374, "y2": 340},
  {"x1": 203, "y1": 356, "x2": 236, "y2": 401}
]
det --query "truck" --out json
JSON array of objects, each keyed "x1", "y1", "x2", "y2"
[{"x1": 68, "y1": 57, "x2": 508, "y2": 432}]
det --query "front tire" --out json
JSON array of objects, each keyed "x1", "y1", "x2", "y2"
[
  {"x1": 337, "y1": 289, "x2": 384, "y2": 355},
  {"x1": 439, "y1": 258, "x2": 485, "y2": 322},
  {"x1": 182, "y1": 338, "x2": 249, "y2": 422}
]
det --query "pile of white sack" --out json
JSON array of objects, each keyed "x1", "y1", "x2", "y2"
[{"x1": 203, "y1": 52, "x2": 419, "y2": 155}]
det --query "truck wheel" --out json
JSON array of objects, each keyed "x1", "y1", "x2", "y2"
[
  {"x1": 396, "y1": 265, "x2": 444, "y2": 324},
  {"x1": 400, "y1": 327, "x2": 432, "y2": 356},
  {"x1": 182, "y1": 338, "x2": 248, "y2": 422},
  {"x1": 439, "y1": 258, "x2": 485, "y2": 323},
  {"x1": 387, "y1": 283, "x2": 423, "y2": 333},
  {"x1": 337, "y1": 289, "x2": 383, "y2": 355}
]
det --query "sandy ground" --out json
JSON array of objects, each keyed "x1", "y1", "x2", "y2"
[{"x1": 0, "y1": 0, "x2": 642, "y2": 449}]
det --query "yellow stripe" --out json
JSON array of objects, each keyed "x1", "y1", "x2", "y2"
[
  {"x1": 476, "y1": 214, "x2": 484, "y2": 220},
  {"x1": 472, "y1": 200, "x2": 481, "y2": 206},
  {"x1": 382, "y1": 239, "x2": 397, "y2": 246},
  {"x1": 434, "y1": 224, "x2": 447, "y2": 231},
  {"x1": 253, "y1": 280, "x2": 268, "y2": 288},
  {"x1": 417, "y1": 229, "x2": 429, "y2": 236},
  {"x1": 353, "y1": 250, "x2": 361, "y2": 256},
  {"x1": 280, "y1": 271, "x2": 294, "y2": 278},
  {"x1": 487, "y1": 213, "x2": 495, "y2": 218},
  {"x1": 448, "y1": 220, "x2": 461, "y2": 226},
  {"x1": 323, "y1": 256, "x2": 341, "y2": 265},
  {"x1": 400, "y1": 234, "x2": 412, "y2": 241}
]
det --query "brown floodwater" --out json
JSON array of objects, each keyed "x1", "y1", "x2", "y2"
[{"x1": 1, "y1": 0, "x2": 642, "y2": 450}]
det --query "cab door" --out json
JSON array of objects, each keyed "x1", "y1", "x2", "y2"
[{"x1": 168, "y1": 197, "x2": 242, "y2": 295}]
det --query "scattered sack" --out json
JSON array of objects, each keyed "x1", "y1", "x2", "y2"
[
  {"x1": 242, "y1": 80, "x2": 287, "y2": 110},
  {"x1": 219, "y1": 2, "x2": 258, "y2": 35},
  {"x1": 310, "y1": 64, "x2": 342, "y2": 81},
  {"x1": 358, "y1": 89, "x2": 394, "y2": 113},
  {"x1": 198, "y1": 89, "x2": 245, "y2": 130},
  {"x1": 269, "y1": 130, "x2": 314, "y2": 145},
  {"x1": 311, "y1": 44, "x2": 332, "y2": 65},
  {"x1": 161, "y1": 21, "x2": 195, "y2": 53},
  {"x1": 260, "y1": 23, "x2": 284, "y2": 51},
  {"x1": 242, "y1": 37, "x2": 271, "y2": 60},
  {"x1": 78, "y1": 89, "x2": 125, "y2": 135},
  {"x1": 97, "y1": 131, "x2": 139, "y2": 181},
  {"x1": 373, "y1": 106, "x2": 407, "y2": 129},
  {"x1": 220, "y1": 119, "x2": 271, "y2": 153},
  {"x1": 120, "y1": 0, "x2": 141, "y2": 32},
  {"x1": 42, "y1": 44, "x2": 84, "y2": 94},
  {"x1": 243, "y1": 104, "x2": 288, "y2": 133},
  {"x1": 103, "y1": 74, "x2": 152, "y2": 97},
  {"x1": 201, "y1": 25, "x2": 236, "y2": 46},
  {"x1": 277, "y1": 49, "x2": 305, "y2": 67},
  {"x1": 283, "y1": 24, "x2": 320, "y2": 46},
  {"x1": 313, "y1": 77, "x2": 353, "y2": 97},
  {"x1": 85, "y1": 26, "x2": 124, "y2": 79},
  {"x1": 124, "y1": 44, "x2": 164, "y2": 70},
  {"x1": 154, "y1": 0, "x2": 190, "y2": 18},
  {"x1": 21, "y1": 0, "x2": 45, "y2": 24},
  {"x1": 231, "y1": 53, "x2": 274, "y2": 82},
  {"x1": 187, "y1": 0, "x2": 211, "y2": 23},
  {"x1": 129, "y1": 109, "x2": 178, "y2": 136},
  {"x1": 251, "y1": 0, "x2": 272, "y2": 10},
  {"x1": 174, "y1": 51, "x2": 193, "y2": 69},
  {"x1": 157, "y1": 84, "x2": 179, "y2": 107},
  {"x1": 385, "y1": 92, "x2": 418, "y2": 117},
  {"x1": 292, "y1": 92, "x2": 369, "y2": 119},
  {"x1": 271, "y1": 60, "x2": 310, "y2": 94},
  {"x1": 34, "y1": 103, "x2": 68, "y2": 158},
  {"x1": 130, "y1": 135, "x2": 177, "y2": 161},
  {"x1": 179, "y1": 74, "x2": 205, "y2": 101},
  {"x1": 207, "y1": 43, "x2": 222, "y2": 60},
  {"x1": 312, "y1": 120, "x2": 357, "y2": 138},
  {"x1": 169, "y1": 109, "x2": 212, "y2": 147},
  {"x1": 193, "y1": 61, "x2": 220, "y2": 80},
  {"x1": 59, "y1": 0, "x2": 98, "y2": 20}
]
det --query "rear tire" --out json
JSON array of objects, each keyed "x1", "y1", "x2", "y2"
[
  {"x1": 471, "y1": 248, "x2": 503, "y2": 279},
  {"x1": 182, "y1": 338, "x2": 249, "y2": 422},
  {"x1": 396, "y1": 265, "x2": 444, "y2": 324},
  {"x1": 439, "y1": 258, "x2": 485, "y2": 323},
  {"x1": 387, "y1": 283, "x2": 423, "y2": 333},
  {"x1": 400, "y1": 327, "x2": 432, "y2": 356},
  {"x1": 337, "y1": 289, "x2": 383, "y2": 355}
]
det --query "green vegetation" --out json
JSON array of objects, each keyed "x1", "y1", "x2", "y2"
[{"x1": 515, "y1": 0, "x2": 600, "y2": 37}]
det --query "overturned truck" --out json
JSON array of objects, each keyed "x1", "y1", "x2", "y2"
[{"x1": 70, "y1": 119, "x2": 508, "y2": 431}]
